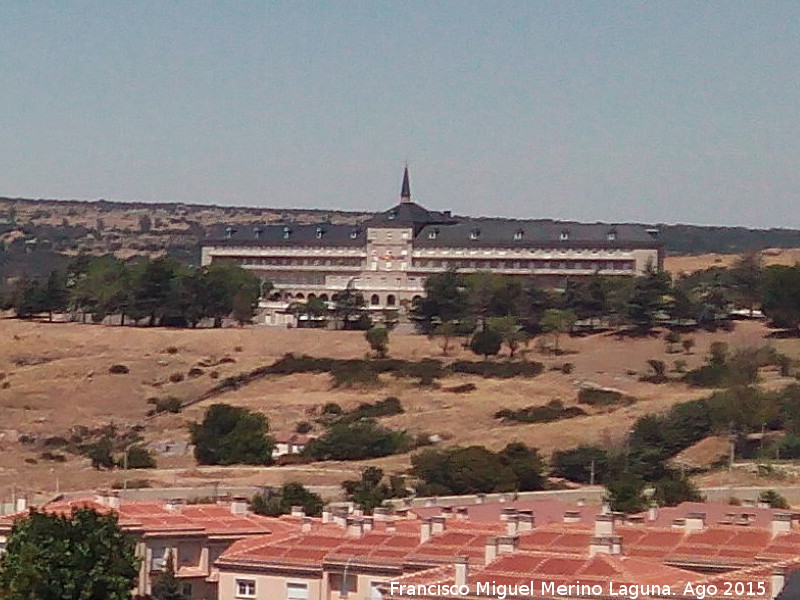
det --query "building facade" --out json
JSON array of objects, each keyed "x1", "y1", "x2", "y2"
[{"x1": 200, "y1": 169, "x2": 663, "y2": 321}]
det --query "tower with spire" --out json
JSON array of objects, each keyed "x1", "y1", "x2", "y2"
[{"x1": 400, "y1": 165, "x2": 411, "y2": 203}]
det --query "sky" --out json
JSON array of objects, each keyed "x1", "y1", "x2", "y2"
[{"x1": 1, "y1": 1, "x2": 799, "y2": 228}]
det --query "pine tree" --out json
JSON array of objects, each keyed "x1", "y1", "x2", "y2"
[{"x1": 150, "y1": 551, "x2": 187, "y2": 600}]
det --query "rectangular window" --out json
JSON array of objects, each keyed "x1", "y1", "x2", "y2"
[
  {"x1": 236, "y1": 579, "x2": 257, "y2": 598},
  {"x1": 150, "y1": 546, "x2": 168, "y2": 571},
  {"x1": 287, "y1": 583, "x2": 309, "y2": 600}
]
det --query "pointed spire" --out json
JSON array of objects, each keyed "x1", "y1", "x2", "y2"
[{"x1": 400, "y1": 165, "x2": 411, "y2": 203}]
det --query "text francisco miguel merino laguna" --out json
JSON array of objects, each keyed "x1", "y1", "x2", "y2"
[{"x1": 388, "y1": 580, "x2": 769, "y2": 600}]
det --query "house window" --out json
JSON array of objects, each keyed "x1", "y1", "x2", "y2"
[
  {"x1": 607, "y1": 229, "x2": 617, "y2": 241},
  {"x1": 316, "y1": 227, "x2": 325, "y2": 239},
  {"x1": 283, "y1": 226, "x2": 292, "y2": 240},
  {"x1": 560, "y1": 230, "x2": 570, "y2": 241},
  {"x1": 469, "y1": 229, "x2": 480, "y2": 240},
  {"x1": 428, "y1": 228, "x2": 439, "y2": 240},
  {"x1": 181, "y1": 583, "x2": 193, "y2": 597},
  {"x1": 287, "y1": 583, "x2": 309, "y2": 600},
  {"x1": 236, "y1": 579, "x2": 257, "y2": 598},
  {"x1": 514, "y1": 230, "x2": 524, "y2": 240},
  {"x1": 370, "y1": 582, "x2": 387, "y2": 600},
  {"x1": 350, "y1": 229, "x2": 358, "y2": 239},
  {"x1": 371, "y1": 294, "x2": 380, "y2": 306},
  {"x1": 253, "y1": 226, "x2": 262, "y2": 239},
  {"x1": 150, "y1": 546, "x2": 168, "y2": 571}
]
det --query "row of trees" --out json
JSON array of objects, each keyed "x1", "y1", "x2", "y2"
[
  {"x1": 413, "y1": 254, "x2": 800, "y2": 341},
  {"x1": 3, "y1": 255, "x2": 260, "y2": 327}
]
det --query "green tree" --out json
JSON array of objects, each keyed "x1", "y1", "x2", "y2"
[
  {"x1": 412, "y1": 269, "x2": 469, "y2": 334},
  {"x1": 763, "y1": 265, "x2": 800, "y2": 330},
  {"x1": 9, "y1": 275, "x2": 44, "y2": 319},
  {"x1": 0, "y1": 508, "x2": 138, "y2": 600},
  {"x1": 498, "y1": 442, "x2": 546, "y2": 491},
  {"x1": 411, "y1": 446, "x2": 518, "y2": 495},
  {"x1": 664, "y1": 331, "x2": 681, "y2": 353},
  {"x1": 365, "y1": 326, "x2": 390, "y2": 358},
  {"x1": 551, "y1": 445, "x2": 610, "y2": 484},
  {"x1": 469, "y1": 328, "x2": 502, "y2": 359},
  {"x1": 71, "y1": 256, "x2": 131, "y2": 324},
  {"x1": 303, "y1": 420, "x2": 411, "y2": 461},
  {"x1": 190, "y1": 404, "x2": 275, "y2": 465},
  {"x1": 653, "y1": 472, "x2": 703, "y2": 506},
  {"x1": 431, "y1": 320, "x2": 458, "y2": 356},
  {"x1": 730, "y1": 252, "x2": 764, "y2": 316},
  {"x1": 539, "y1": 308, "x2": 577, "y2": 353},
  {"x1": 231, "y1": 289, "x2": 255, "y2": 326},
  {"x1": 605, "y1": 473, "x2": 648, "y2": 513},
  {"x1": 332, "y1": 286, "x2": 368, "y2": 330},
  {"x1": 626, "y1": 268, "x2": 671, "y2": 332},
  {"x1": 41, "y1": 270, "x2": 69, "y2": 320},
  {"x1": 251, "y1": 482, "x2": 324, "y2": 517},
  {"x1": 487, "y1": 316, "x2": 523, "y2": 359},
  {"x1": 759, "y1": 489, "x2": 789, "y2": 509},
  {"x1": 342, "y1": 467, "x2": 396, "y2": 513},
  {"x1": 150, "y1": 551, "x2": 187, "y2": 600}
]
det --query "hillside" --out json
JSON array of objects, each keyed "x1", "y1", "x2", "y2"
[{"x1": 0, "y1": 317, "x2": 795, "y2": 500}]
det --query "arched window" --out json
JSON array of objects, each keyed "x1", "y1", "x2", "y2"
[
  {"x1": 295, "y1": 293, "x2": 305, "y2": 300},
  {"x1": 386, "y1": 294, "x2": 396, "y2": 306},
  {"x1": 370, "y1": 294, "x2": 380, "y2": 306},
  {"x1": 412, "y1": 295, "x2": 423, "y2": 305},
  {"x1": 320, "y1": 294, "x2": 329, "y2": 302}
]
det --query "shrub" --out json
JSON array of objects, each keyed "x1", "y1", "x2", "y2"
[
  {"x1": 469, "y1": 329, "x2": 503, "y2": 359},
  {"x1": 443, "y1": 383, "x2": 477, "y2": 394},
  {"x1": 165, "y1": 346, "x2": 179, "y2": 354},
  {"x1": 577, "y1": 388, "x2": 635, "y2": 407},
  {"x1": 187, "y1": 367, "x2": 204, "y2": 378},
  {"x1": 148, "y1": 396, "x2": 182, "y2": 414},
  {"x1": 640, "y1": 359, "x2": 669, "y2": 384},
  {"x1": 112, "y1": 479, "x2": 151, "y2": 489},
  {"x1": 233, "y1": 346, "x2": 243, "y2": 353},
  {"x1": 451, "y1": 361, "x2": 544, "y2": 379},
  {"x1": 759, "y1": 489, "x2": 790, "y2": 509},
  {"x1": 682, "y1": 338, "x2": 696, "y2": 354},
  {"x1": 295, "y1": 421, "x2": 313, "y2": 434},
  {"x1": 122, "y1": 445, "x2": 157, "y2": 469},
  {"x1": 673, "y1": 359, "x2": 688, "y2": 373},
  {"x1": 494, "y1": 400, "x2": 587, "y2": 424},
  {"x1": 331, "y1": 362, "x2": 380, "y2": 388},
  {"x1": 330, "y1": 397, "x2": 404, "y2": 424},
  {"x1": 321, "y1": 402, "x2": 343, "y2": 416},
  {"x1": 40, "y1": 451, "x2": 67, "y2": 462},
  {"x1": 251, "y1": 482, "x2": 324, "y2": 517},
  {"x1": 560, "y1": 363, "x2": 575, "y2": 375},
  {"x1": 208, "y1": 370, "x2": 220, "y2": 379},
  {"x1": 109, "y1": 364, "x2": 129, "y2": 375},
  {"x1": 551, "y1": 445, "x2": 610, "y2": 484},
  {"x1": 168, "y1": 372, "x2": 185, "y2": 383},
  {"x1": 303, "y1": 420, "x2": 412, "y2": 461},
  {"x1": 365, "y1": 326, "x2": 390, "y2": 359}
]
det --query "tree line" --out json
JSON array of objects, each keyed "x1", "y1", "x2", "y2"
[
  {"x1": 413, "y1": 254, "x2": 800, "y2": 351},
  {"x1": 2, "y1": 255, "x2": 261, "y2": 327}
]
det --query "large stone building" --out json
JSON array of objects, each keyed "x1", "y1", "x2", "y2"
[{"x1": 200, "y1": 169, "x2": 663, "y2": 323}]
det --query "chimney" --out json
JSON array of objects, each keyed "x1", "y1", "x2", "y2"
[
  {"x1": 589, "y1": 535, "x2": 622, "y2": 556},
  {"x1": 496, "y1": 535, "x2": 518, "y2": 555},
  {"x1": 353, "y1": 504, "x2": 364, "y2": 518},
  {"x1": 476, "y1": 493, "x2": 486, "y2": 504},
  {"x1": 505, "y1": 515, "x2": 519, "y2": 536},
  {"x1": 648, "y1": 504, "x2": 658, "y2": 521},
  {"x1": 442, "y1": 506, "x2": 454, "y2": 518},
  {"x1": 322, "y1": 505, "x2": 332, "y2": 524},
  {"x1": 685, "y1": 512, "x2": 705, "y2": 533},
  {"x1": 363, "y1": 517, "x2": 374, "y2": 532},
  {"x1": 96, "y1": 490, "x2": 121, "y2": 510},
  {"x1": 742, "y1": 498, "x2": 757, "y2": 508},
  {"x1": 601, "y1": 501, "x2": 611, "y2": 515},
  {"x1": 346, "y1": 517, "x2": 363, "y2": 538},
  {"x1": 386, "y1": 521, "x2": 397, "y2": 535},
  {"x1": 771, "y1": 566, "x2": 786, "y2": 599},
  {"x1": 627, "y1": 515, "x2": 644, "y2": 525},
  {"x1": 432, "y1": 515, "x2": 446, "y2": 535},
  {"x1": 291, "y1": 505, "x2": 305, "y2": 518},
  {"x1": 772, "y1": 513, "x2": 793, "y2": 538},
  {"x1": 671, "y1": 518, "x2": 686, "y2": 529},
  {"x1": 577, "y1": 498, "x2": 585, "y2": 507},
  {"x1": 165, "y1": 498, "x2": 184, "y2": 513},
  {"x1": 230, "y1": 497, "x2": 248, "y2": 515},
  {"x1": 373, "y1": 507, "x2": 390, "y2": 521},
  {"x1": 424, "y1": 497, "x2": 438, "y2": 508},
  {"x1": 758, "y1": 500, "x2": 771, "y2": 509},
  {"x1": 420, "y1": 518, "x2": 433, "y2": 544},
  {"x1": 499, "y1": 493, "x2": 512, "y2": 503},
  {"x1": 484, "y1": 537, "x2": 498, "y2": 565},
  {"x1": 594, "y1": 514, "x2": 614, "y2": 537},
  {"x1": 500, "y1": 507, "x2": 517, "y2": 522},
  {"x1": 563, "y1": 510, "x2": 582, "y2": 524},
  {"x1": 302, "y1": 517, "x2": 312, "y2": 533},
  {"x1": 517, "y1": 511, "x2": 535, "y2": 532},
  {"x1": 454, "y1": 556, "x2": 469, "y2": 588},
  {"x1": 455, "y1": 507, "x2": 469, "y2": 520},
  {"x1": 333, "y1": 507, "x2": 348, "y2": 528},
  {"x1": 14, "y1": 497, "x2": 27, "y2": 513}
]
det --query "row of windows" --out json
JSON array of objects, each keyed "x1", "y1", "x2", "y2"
[
  {"x1": 412, "y1": 259, "x2": 635, "y2": 271},
  {"x1": 240, "y1": 257, "x2": 362, "y2": 267},
  {"x1": 234, "y1": 579, "x2": 385, "y2": 599},
  {"x1": 426, "y1": 228, "x2": 618, "y2": 242}
]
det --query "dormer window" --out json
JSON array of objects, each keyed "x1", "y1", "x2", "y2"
[
  {"x1": 469, "y1": 228, "x2": 481, "y2": 240},
  {"x1": 316, "y1": 226, "x2": 325, "y2": 239},
  {"x1": 428, "y1": 228, "x2": 439, "y2": 240},
  {"x1": 224, "y1": 226, "x2": 236, "y2": 239},
  {"x1": 387, "y1": 210, "x2": 397, "y2": 221},
  {"x1": 607, "y1": 228, "x2": 617, "y2": 241},
  {"x1": 560, "y1": 230, "x2": 570, "y2": 241},
  {"x1": 349, "y1": 229, "x2": 359, "y2": 239},
  {"x1": 282, "y1": 226, "x2": 292, "y2": 240},
  {"x1": 514, "y1": 229, "x2": 524, "y2": 241},
  {"x1": 253, "y1": 226, "x2": 263, "y2": 239}
]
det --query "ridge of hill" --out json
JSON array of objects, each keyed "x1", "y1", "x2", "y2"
[{"x1": 2, "y1": 195, "x2": 800, "y2": 285}]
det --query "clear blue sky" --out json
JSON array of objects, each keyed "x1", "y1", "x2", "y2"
[{"x1": 2, "y1": 1, "x2": 799, "y2": 228}]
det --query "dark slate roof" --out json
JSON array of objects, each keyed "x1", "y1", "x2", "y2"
[
  {"x1": 364, "y1": 201, "x2": 458, "y2": 230},
  {"x1": 205, "y1": 223, "x2": 366, "y2": 246},
  {"x1": 414, "y1": 218, "x2": 658, "y2": 248}
]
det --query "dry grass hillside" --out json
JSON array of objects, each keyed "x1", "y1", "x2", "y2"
[
  {"x1": 0, "y1": 318, "x2": 798, "y2": 500},
  {"x1": 665, "y1": 247, "x2": 800, "y2": 275}
]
